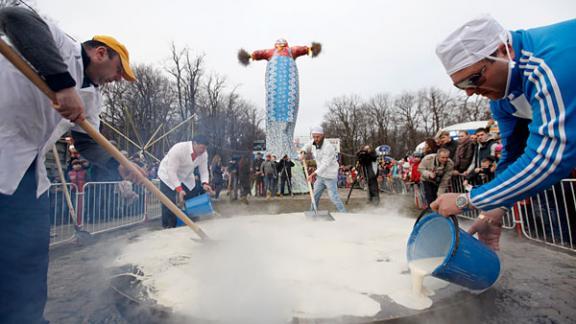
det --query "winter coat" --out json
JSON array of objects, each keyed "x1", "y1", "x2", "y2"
[
  {"x1": 418, "y1": 154, "x2": 454, "y2": 194},
  {"x1": 277, "y1": 159, "x2": 295, "y2": 178},
  {"x1": 467, "y1": 139, "x2": 497, "y2": 173},
  {"x1": 454, "y1": 139, "x2": 475, "y2": 173},
  {"x1": 261, "y1": 160, "x2": 278, "y2": 177},
  {"x1": 441, "y1": 139, "x2": 458, "y2": 162}
]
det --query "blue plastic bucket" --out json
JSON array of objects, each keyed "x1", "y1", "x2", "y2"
[
  {"x1": 407, "y1": 212, "x2": 500, "y2": 290},
  {"x1": 175, "y1": 193, "x2": 214, "y2": 227}
]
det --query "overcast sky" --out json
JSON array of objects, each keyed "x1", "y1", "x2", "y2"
[{"x1": 35, "y1": 0, "x2": 574, "y2": 137}]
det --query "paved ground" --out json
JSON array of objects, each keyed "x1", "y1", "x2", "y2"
[{"x1": 45, "y1": 191, "x2": 576, "y2": 323}]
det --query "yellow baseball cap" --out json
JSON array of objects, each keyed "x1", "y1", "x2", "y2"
[{"x1": 92, "y1": 35, "x2": 137, "y2": 81}]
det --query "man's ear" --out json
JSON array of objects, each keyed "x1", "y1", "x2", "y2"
[
  {"x1": 498, "y1": 43, "x2": 515, "y2": 60},
  {"x1": 94, "y1": 46, "x2": 107, "y2": 62}
]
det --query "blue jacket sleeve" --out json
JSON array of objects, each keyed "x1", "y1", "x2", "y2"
[
  {"x1": 470, "y1": 56, "x2": 576, "y2": 210},
  {"x1": 489, "y1": 100, "x2": 530, "y2": 174}
]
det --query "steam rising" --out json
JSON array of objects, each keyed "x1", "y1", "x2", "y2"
[{"x1": 113, "y1": 207, "x2": 449, "y2": 323}]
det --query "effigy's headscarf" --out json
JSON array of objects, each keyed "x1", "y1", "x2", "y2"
[{"x1": 275, "y1": 38, "x2": 288, "y2": 47}]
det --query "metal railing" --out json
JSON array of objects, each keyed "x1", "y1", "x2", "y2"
[
  {"x1": 511, "y1": 180, "x2": 575, "y2": 251},
  {"x1": 81, "y1": 181, "x2": 147, "y2": 235},
  {"x1": 413, "y1": 172, "x2": 575, "y2": 252},
  {"x1": 49, "y1": 179, "x2": 162, "y2": 247},
  {"x1": 48, "y1": 183, "x2": 78, "y2": 246}
]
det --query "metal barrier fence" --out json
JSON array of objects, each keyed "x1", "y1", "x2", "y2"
[
  {"x1": 413, "y1": 172, "x2": 575, "y2": 252},
  {"x1": 48, "y1": 183, "x2": 78, "y2": 246},
  {"x1": 511, "y1": 180, "x2": 575, "y2": 251},
  {"x1": 49, "y1": 179, "x2": 163, "y2": 247},
  {"x1": 146, "y1": 179, "x2": 162, "y2": 221},
  {"x1": 81, "y1": 181, "x2": 147, "y2": 235}
]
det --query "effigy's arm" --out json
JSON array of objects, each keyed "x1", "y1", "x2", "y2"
[
  {"x1": 251, "y1": 49, "x2": 274, "y2": 61},
  {"x1": 292, "y1": 42, "x2": 322, "y2": 59},
  {"x1": 291, "y1": 46, "x2": 310, "y2": 59},
  {"x1": 237, "y1": 48, "x2": 274, "y2": 66}
]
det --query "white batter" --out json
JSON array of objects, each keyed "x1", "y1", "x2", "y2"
[{"x1": 113, "y1": 211, "x2": 450, "y2": 323}]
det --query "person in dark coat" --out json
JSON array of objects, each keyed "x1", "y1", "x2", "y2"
[
  {"x1": 356, "y1": 145, "x2": 380, "y2": 205},
  {"x1": 277, "y1": 155, "x2": 295, "y2": 196},
  {"x1": 438, "y1": 131, "x2": 458, "y2": 162},
  {"x1": 238, "y1": 155, "x2": 252, "y2": 204}
]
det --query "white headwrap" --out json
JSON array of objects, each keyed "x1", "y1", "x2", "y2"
[
  {"x1": 436, "y1": 14, "x2": 508, "y2": 75},
  {"x1": 310, "y1": 126, "x2": 324, "y2": 135}
]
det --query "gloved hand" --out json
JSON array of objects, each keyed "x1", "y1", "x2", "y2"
[{"x1": 467, "y1": 208, "x2": 506, "y2": 251}]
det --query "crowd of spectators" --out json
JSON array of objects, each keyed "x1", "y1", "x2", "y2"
[{"x1": 333, "y1": 124, "x2": 504, "y2": 210}]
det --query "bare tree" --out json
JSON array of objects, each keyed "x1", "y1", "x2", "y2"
[
  {"x1": 101, "y1": 64, "x2": 176, "y2": 160},
  {"x1": 458, "y1": 94, "x2": 491, "y2": 122},
  {"x1": 420, "y1": 87, "x2": 453, "y2": 133},
  {"x1": 366, "y1": 93, "x2": 393, "y2": 145},
  {"x1": 0, "y1": 0, "x2": 19, "y2": 9},
  {"x1": 394, "y1": 92, "x2": 421, "y2": 155},
  {"x1": 166, "y1": 43, "x2": 204, "y2": 120},
  {"x1": 323, "y1": 94, "x2": 365, "y2": 162}
]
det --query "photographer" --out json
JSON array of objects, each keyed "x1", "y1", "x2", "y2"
[
  {"x1": 277, "y1": 155, "x2": 295, "y2": 196},
  {"x1": 418, "y1": 148, "x2": 454, "y2": 206},
  {"x1": 356, "y1": 145, "x2": 380, "y2": 205},
  {"x1": 464, "y1": 156, "x2": 496, "y2": 187}
]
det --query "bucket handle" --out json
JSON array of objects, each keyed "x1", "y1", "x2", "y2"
[{"x1": 414, "y1": 209, "x2": 460, "y2": 259}]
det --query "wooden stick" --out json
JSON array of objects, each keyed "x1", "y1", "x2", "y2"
[
  {"x1": 0, "y1": 38, "x2": 209, "y2": 240},
  {"x1": 301, "y1": 158, "x2": 319, "y2": 215},
  {"x1": 51, "y1": 145, "x2": 79, "y2": 225}
]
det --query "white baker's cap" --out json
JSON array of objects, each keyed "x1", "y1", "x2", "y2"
[
  {"x1": 436, "y1": 14, "x2": 508, "y2": 75},
  {"x1": 310, "y1": 126, "x2": 324, "y2": 135}
]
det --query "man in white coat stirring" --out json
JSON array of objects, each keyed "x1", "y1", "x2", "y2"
[
  {"x1": 301, "y1": 126, "x2": 347, "y2": 213},
  {"x1": 158, "y1": 134, "x2": 213, "y2": 228}
]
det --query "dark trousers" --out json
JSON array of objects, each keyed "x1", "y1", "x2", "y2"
[
  {"x1": 422, "y1": 181, "x2": 439, "y2": 206},
  {"x1": 0, "y1": 161, "x2": 50, "y2": 324},
  {"x1": 280, "y1": 176, "x2": 292, "y2": 195},
  {"x1": 212, "y1": 181, "x2": 224, "y2": 199},
  {"x1": 239, "y1": 178, "x2": 251, "y2": 198},
  {"x1": 367, "y1": 176, "x2": 380, "y2": 205},
  {"x1": 254, "y1": 175, "x2": 264, "y2": 196},
  {"x1": 160, "y1": 181, "x2": 202, "y2": 228}
]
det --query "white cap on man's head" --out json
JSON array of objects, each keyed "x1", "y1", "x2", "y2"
[
  {"x1": 310, "y1": 126, "x2": 324, "y2": 135},
  {"x1": 436, "y1": 14, "x2": 508, "y2": 75}
]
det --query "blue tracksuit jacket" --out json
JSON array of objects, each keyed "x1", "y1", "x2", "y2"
[{"x1": 470, "y1": 19, "x2": 576, "y2": 210}]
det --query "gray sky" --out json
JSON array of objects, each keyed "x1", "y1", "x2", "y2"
[{"x1": 36, "y1": 0, "x2": 575, "y2": 137}]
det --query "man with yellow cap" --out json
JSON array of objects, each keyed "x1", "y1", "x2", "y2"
[
  {"x1": 432, "y1": 14, "x2": 576, "y2": 251},
  {"x1": 0, "y1": 7, "x2": 140, "y2": 323}
]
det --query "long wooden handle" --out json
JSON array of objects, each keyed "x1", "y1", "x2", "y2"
[
  {"x1": 51, "y1": 145, "x2": 79, "y2": 225},
  {"x1": 0, "y1": 38, "x2": 209, "y2": 240},
  {"x1": 301, "y1": 158, "x2": 319, "y2": 213}
]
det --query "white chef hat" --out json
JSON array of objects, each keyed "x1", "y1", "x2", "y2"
[
  {"x1": 310, "y1": 126, "x2": 324, "y2": 135},
  {"x1": 436, "y1": 14, "x2": 508, "y2": 75}
]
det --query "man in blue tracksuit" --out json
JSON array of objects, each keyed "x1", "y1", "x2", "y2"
[{"x1": 432, "y1": 15, "x2": 576, "y2": 250}]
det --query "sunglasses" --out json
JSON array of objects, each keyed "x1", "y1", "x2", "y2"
[{"x1": 454, "y1": 65, "x2": 487, "y2": 90}]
